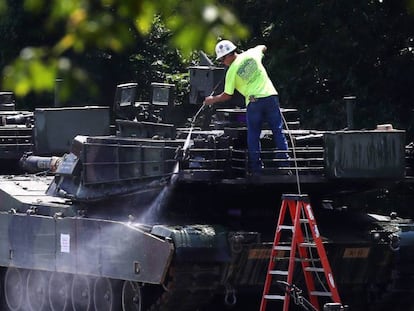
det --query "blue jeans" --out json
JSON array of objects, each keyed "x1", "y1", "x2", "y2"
[{"x1": 246, "y1": 95, "x2": 289, "y2": 173}]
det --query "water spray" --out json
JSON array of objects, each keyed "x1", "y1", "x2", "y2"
[{"x1": 141, "y1": 62, "x2": 224, "y2": 223}]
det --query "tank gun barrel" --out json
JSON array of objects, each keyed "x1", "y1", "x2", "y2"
[
  {"x1": 1, "y1": 113, "x2": 34, "y2": 126},
  {"x1": 19, "y1": 153, "x2": 61, "y2": 173}
]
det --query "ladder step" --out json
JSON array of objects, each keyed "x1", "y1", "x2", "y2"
[
  {"x1": 298, "y1": 258, "x2": 321, "y2": 263},
  {"x1": 304, "y1": 267, "x2": 324, "y2": 272},
  {"x1": 264, "y1": 294, "x2": 285, "y2": 300},
  {"x1": 275, "y1": 257, "x2": 321, "y2": 262},
  {"x1": 278, "y1": 225, "x2": 294, "y2": 230},
  {"x1": 299, "y1": 242, "x2": 316, "y2": 248},
  {"x1": 274, "y1": 246, "x2": 291, "y2": 251},
  {"x1": 269, "y1": 270, "x2": 288, "y2": 275},
  {"x1": 311, "y1": 291, "x2": 333, "y2": 297},
  {"x1": 300, "y1": 219, "x2": 309, "y2": 223}
]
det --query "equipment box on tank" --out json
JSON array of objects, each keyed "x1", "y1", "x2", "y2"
[
  {"x1": 74, "y1": 136, "x2": 183, "y2": 184},
  {"x1": 189, "y1": 66, "x2": 225, "y2": 104},
  {"x1": 34, "y1": 106, "x2": 111, "y2": 155},
  {"x1": 324, "y1": 130, "x2": 406, "y2": 179}
]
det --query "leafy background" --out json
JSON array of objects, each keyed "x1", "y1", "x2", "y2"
[{"x1": 0, "y1": 0, "x2": 413, "y2": 137}]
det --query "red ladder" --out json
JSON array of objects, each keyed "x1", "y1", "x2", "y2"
[{"x1": 260, "y1": 194, "x2": 342, "y2": 311}]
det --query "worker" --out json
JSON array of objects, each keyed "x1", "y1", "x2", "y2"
[{"x1": 203, "y1": 40, "x2": 289, "y2": 175}]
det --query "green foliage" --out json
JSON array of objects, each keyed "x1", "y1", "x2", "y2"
[
  {"x1": 3, "y1": 48, "x2": 57, "y2": 95},
  {"x1": 230, "y1": 0, "x2": 414, "y2": 132},
  {"x1": 0, "y1": 0, "x2": 413, "y2": 136},
  {"x1": 0, "y1": 0, "x2": 248, "y2": 100},
  {"x1": 126, "y1": 16, "x2": 189, "y2": 101}
]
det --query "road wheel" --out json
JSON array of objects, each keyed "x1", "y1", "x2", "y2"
[
  {"x1": 71, "y1": 275, "x2": 93, "y2": 311},
  {"x1": 26, "y1": 270, "x2": 50, "y2": 311},
  {"x1": 93, "y1": 277, "x2": 121, "y2": 311},
  {"x1": 48, "y1": 272, "x2": 72, "y2": 311},
  {"x1": 121, "y1": 281, "x2": 142, "y2": 311},
  {"x1": 4, "y1": 267, "x2": 27, "y2": 311}
]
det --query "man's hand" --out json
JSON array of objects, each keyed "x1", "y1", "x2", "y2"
[
  {"x1": 203, "y1": 92, "x2": 231, "y2": 105},
  {"x1": 257, "y1": 44, "x2": 267, "y2": 53},
  {"x1": 203, "y1": 95, "x2": 215, "y2": 105}
]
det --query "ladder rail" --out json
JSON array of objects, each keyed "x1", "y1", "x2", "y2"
[
  {"x1": 302, "y1": 201, "x2": 342, "y2": 303},
  {"x1": 290, "y1": 199, "x2": 320, "y2": 309}
]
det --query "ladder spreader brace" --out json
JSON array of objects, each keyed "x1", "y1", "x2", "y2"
[{"x1": 260, "y1": 194, "x2": 342, "y2": 311}]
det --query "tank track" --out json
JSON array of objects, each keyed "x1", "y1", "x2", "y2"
[{"x1": 147, "y1": 263, "x2": 222, "y2": 311}]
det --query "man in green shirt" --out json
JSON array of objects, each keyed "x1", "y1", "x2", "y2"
[{"x1": 204, "y1": 40, "x2": 289, "y2": 174}]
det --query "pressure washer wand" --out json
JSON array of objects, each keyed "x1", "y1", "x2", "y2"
[
  {"x1": 191, "y1": 102, "x2": 206, "y2": 127},
  {"x1": 183, "y1": 96, "x2": 209, "y2": 151},
  {"x1": 183, "y1": 78, "x2": 223, "y2": 151},
  {"x1": 191, "y1": 77, "x2": 223, "y2": 126}
]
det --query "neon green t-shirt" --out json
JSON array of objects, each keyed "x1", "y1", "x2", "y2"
[{"x1": 224, "y1": 45, "x2": 278, "y2": 106}]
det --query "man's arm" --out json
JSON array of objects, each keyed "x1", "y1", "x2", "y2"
[{"x1": 203, "y1": 92, "x2": 232, "y2": 105}]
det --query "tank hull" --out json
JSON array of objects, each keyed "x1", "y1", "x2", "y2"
[{"x1": 0, "y1": 174, "x2": 411, "y2": 310}]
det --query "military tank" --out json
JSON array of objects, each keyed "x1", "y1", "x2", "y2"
[{"x1": 0, "y1": 59, "x2": 413, "y2": 311}]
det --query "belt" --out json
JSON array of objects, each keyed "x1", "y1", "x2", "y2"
[{"x1": 248, "y1": 95, "x2": 276, "y2": 102}]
